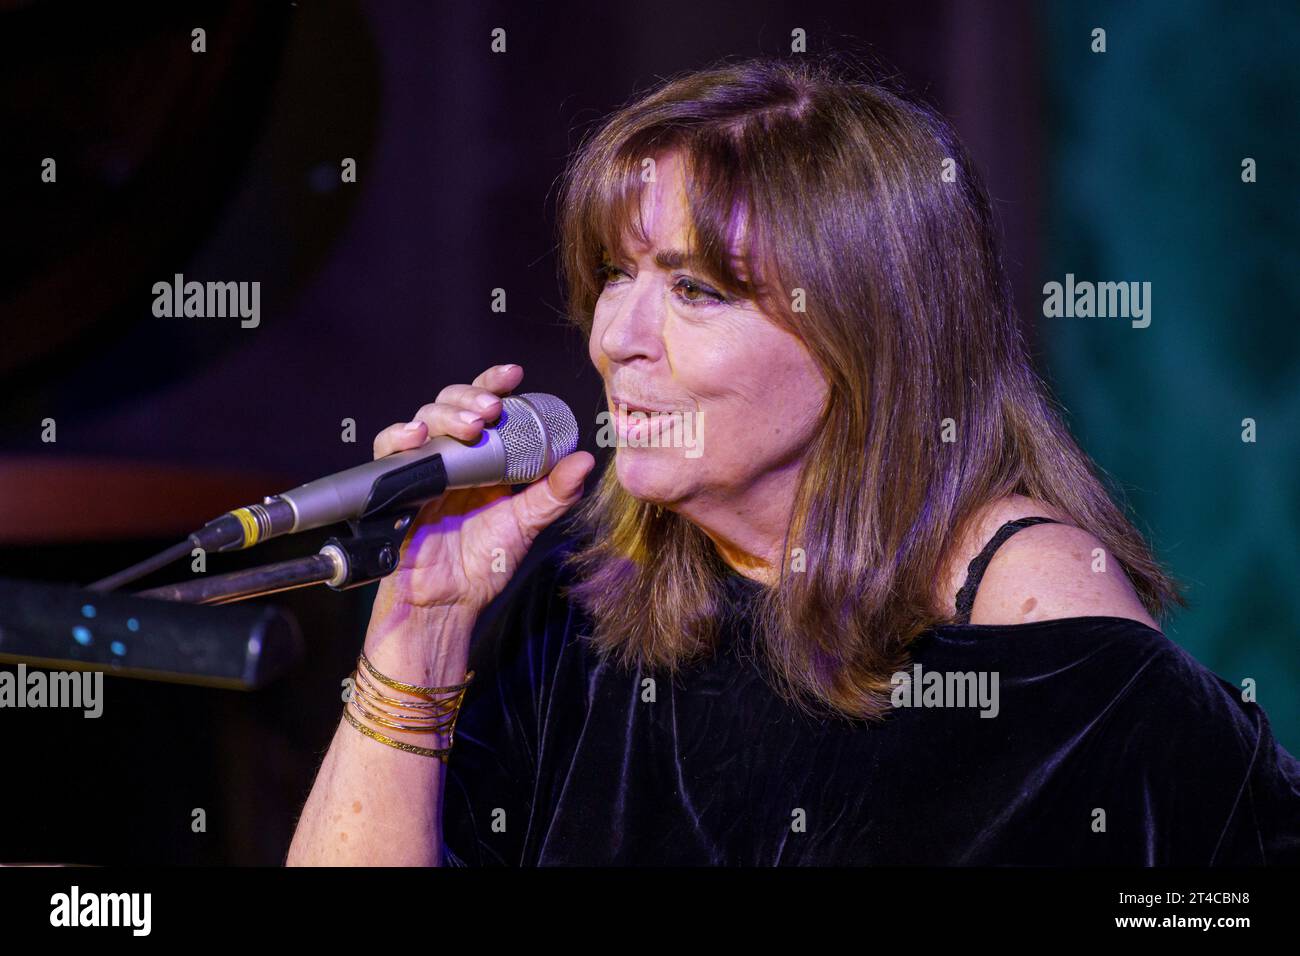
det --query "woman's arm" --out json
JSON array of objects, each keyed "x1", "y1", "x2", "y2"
[
  {"x1": 284, "y1": 363, "x2": 594, "y2": 866},
  {"x1": 286, "y1": 596, "x2": 476, "y2": 866}
]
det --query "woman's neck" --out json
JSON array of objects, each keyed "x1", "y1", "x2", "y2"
[{"x1": 674, "y1": 462, "x2": 801, "y2": 587}]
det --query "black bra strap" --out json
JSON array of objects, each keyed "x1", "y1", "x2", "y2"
[{"x1": 953, "y1": 517, "x2": 1060, "y2": 624}]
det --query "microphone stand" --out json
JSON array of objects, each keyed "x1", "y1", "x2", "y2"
[
  {"x1": 0, "y1": 507, "x2": 421, "y2": 692},
  {"x1": 136, "y1": 509, "x2": 418, "y2": 606}
]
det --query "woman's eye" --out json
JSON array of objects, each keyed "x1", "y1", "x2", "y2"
[
  {"x1": 672, "y1": 276, "x2": 726, "y2": 305},
  {"x1": 597, "y1": 263, "x2": 630, "y2": 284}
]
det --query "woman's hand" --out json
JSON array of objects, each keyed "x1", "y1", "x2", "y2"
[
  {"x1": 368, "y1": 363, "x2": 595, "y2": 619},
  {"x1": 288, "y1": 365, "x2": 589, "y2": 866}
]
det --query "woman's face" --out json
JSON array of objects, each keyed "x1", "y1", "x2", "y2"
[{"x1": 589, "y1": 152, "x2": 829, "y2": 521}]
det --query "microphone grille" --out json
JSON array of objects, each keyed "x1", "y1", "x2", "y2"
[{"x1": 498, "y1": 393, "x2": 580, "y2": 483}]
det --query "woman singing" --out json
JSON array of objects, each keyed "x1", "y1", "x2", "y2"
[{"x1": 287, "y1": 58, "x2": 1300, "y2": 866}]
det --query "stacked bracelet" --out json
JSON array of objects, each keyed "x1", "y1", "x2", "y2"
[{"x1": 342, "y1": 651, "x2": 474, "y2": 762}]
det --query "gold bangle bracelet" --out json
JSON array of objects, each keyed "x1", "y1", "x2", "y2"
[
  {"x1": 352, "y1": 668, "x2": 458, "y2": 714},
  {"x1": 348, "y1": 695, "x2": 453, "y2": 735},
  {"x1": 345, "y1": 655, "x2": 474, "y2": 760},
  {"x1": 354, "y1": 666, "x2": 458, "y2": 711},
  {"x1": 358, "y1": 651, "x2": 474, "y2": 697},
  {"x1": 350, "y1": 683, "x2": 454, "y2": 728},
  {"x1": 342, "y1": 705, "x2": 450, "y2": 761}
]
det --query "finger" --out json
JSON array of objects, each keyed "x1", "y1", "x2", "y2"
[
  {"x1": 373, "y1": 420, "x2": 427, "y2": 460},
  {"x1": 434, "y1": 383, "x2": 507, "y2": 422},
  {"x1": 471, "y1": 363, "x2": 523, "y2": 394},
  {"x1": 511, "y1": 451, "x2": 596, "y2": 540},
  {"x1": 410, "y1": 400, "x2": 488, "y2": 442}
]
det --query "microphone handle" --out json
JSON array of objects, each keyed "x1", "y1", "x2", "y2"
[{"x1": 194, "y1": 430, "x2": 508, "y2": 553}]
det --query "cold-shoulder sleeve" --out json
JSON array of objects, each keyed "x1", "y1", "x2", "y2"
[{"x1": 439, "y1": 538, "x2": 579, "y2": 866}]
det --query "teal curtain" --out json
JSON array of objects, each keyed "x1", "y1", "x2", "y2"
[{"x1": 1042, "y1": 0, "x2": 1300, "y2": 750}]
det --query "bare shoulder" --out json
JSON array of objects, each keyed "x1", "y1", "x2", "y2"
[{"x1": 937, "y1": 494, "x2": 1159, "y2": 629}]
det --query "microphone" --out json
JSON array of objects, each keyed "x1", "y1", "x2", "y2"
[{"x1": 190, "y1": 392, "x2": 579, "y2": 553}]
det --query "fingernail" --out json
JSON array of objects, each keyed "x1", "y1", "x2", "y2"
[
  {"x1": 476, "y1": 394, "x2": 497, "y2": 411},
  {"x1": 405, "y1": 421, "x2": 423, "y2": 432},
  {"x1": 458, "y1": 410, "x2": 483, "y2": 424},
  {"x1": 499, "y1": 364, "x2": 518, "y2": 374}
]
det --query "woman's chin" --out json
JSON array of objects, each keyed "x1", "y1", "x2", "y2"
[{"x1": 614, "y1": 452, "x2": 687, "y2": 506}]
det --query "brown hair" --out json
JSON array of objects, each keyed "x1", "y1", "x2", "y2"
[{"x1": 556, "y1": 57, "x2": 1181, "y2": 722}]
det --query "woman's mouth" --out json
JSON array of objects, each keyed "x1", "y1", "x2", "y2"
[{"x1": 609, "y1": 396, "x2": 680, "y2": 445}]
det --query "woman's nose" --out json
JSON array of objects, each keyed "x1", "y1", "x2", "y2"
[{"x1": 599, "y1": 276, "x2": 664, "y2": 364}]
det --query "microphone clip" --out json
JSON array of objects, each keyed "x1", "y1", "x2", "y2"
[
  {"x1": 320, "y1": 508, "x2": 419, "y2": 591},
  {"x1": 318, "y1": 453, "x2": 449, "y2": 589}
]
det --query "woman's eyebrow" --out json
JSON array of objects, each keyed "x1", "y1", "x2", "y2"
[
  {"x1": 611, "y1": 243, "x2": 748, "y2": 281},
  {"x1": 653, "y1": 248, "x2": 748, "y2": 274},
  {"x1": 652, "y1": 248, "x2": 698, "y2": 270}
]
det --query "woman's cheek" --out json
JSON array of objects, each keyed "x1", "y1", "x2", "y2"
[{"x1": 663, "y1": 315, "x2": 740, "y2": 384}]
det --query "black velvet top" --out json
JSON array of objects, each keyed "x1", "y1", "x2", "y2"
[{"x1": 440, "y1": 525, "x2": 1300, "y2": 866}]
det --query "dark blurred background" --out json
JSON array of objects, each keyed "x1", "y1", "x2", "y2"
[{"x1": 0, "y1": 0, "x2": 1295, "y2": 863}]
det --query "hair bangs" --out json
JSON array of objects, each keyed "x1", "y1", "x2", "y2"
[{"x1": 566, "y1": 123, "x2": 773, "y2": 315}]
